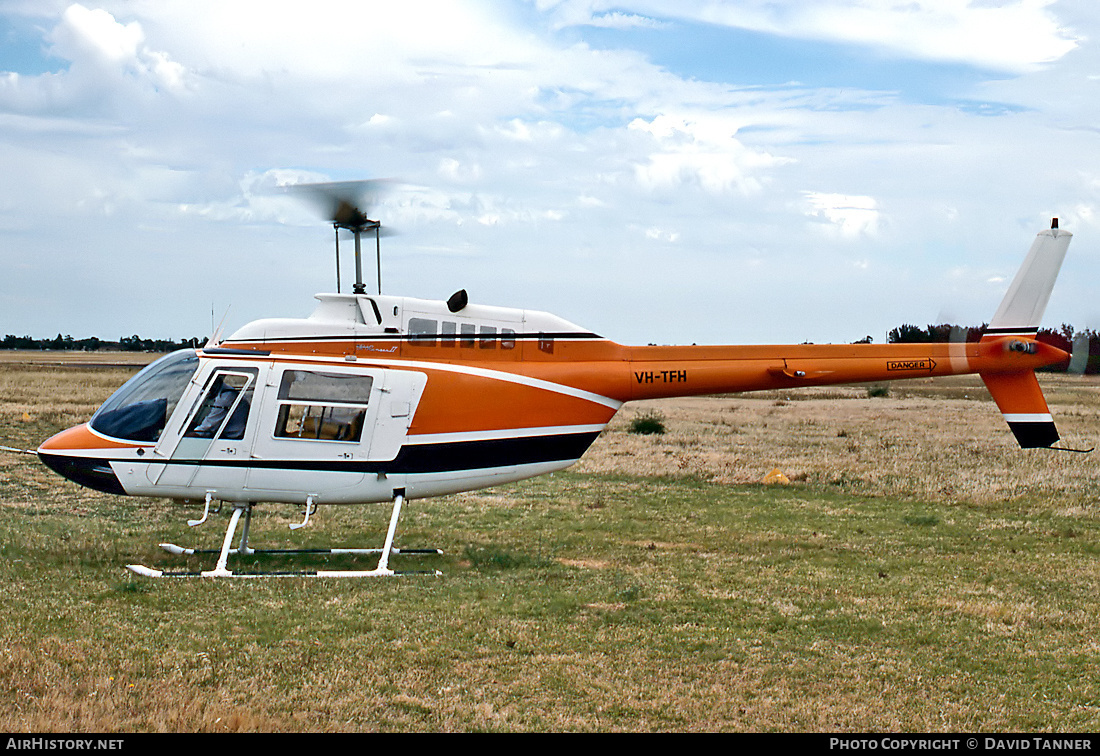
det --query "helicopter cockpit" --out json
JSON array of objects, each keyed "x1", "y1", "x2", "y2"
[{"x1": 89, "y1": 349, "x2": 200, "y2": 442}]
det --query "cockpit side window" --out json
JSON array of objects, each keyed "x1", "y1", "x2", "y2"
[
  {"x1": 89, "y1": 350, "x2": 200, "y2": 442},
  {"x1": 184, "y1": 370, "x2": 257, "y2": 440}
]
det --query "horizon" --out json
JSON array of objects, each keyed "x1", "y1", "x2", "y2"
[{"x1": 5, "y1": 319, "x2": 1099, "y2": 350}]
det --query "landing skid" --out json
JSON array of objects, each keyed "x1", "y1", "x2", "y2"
[
  {"x1": 126, "y1": 565, "x2": 441, "y2": 578},
  {"x1": 159, "y1": 544, "x2": 443, "y2": 557},
  {"x1": 126, "y1": 490, "x2": 442, "y2": 578}
]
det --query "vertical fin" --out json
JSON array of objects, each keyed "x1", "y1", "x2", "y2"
[{"x1": 985, "y1": 223, "x2": 1071, "y2": 337}]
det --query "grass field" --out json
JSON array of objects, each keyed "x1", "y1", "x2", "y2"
[{"x1": 1, "y1": 355, "x2": 1099, "y2": 732}]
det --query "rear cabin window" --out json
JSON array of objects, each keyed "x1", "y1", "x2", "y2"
[
  {"x1": 409, "y1": 317, "x2": 436, "y2": 345},
  {"x1": 479, "y1": 325, "x2": 497, "y2": 349},
  {"x1": 407, "y1": 318, "x2": 516, "y2": 350},
  {"x1": 274, "y1": 370, "x2": 374, "y2": 442},
  {"x1": 441, "y1": 321, "x2": 456, "y2": 346},
  {"x1": 460, "y1": 323, "x2": 476, "y2": 347}
]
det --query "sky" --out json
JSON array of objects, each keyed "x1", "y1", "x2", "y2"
[{"x1": 0, "y1": 0, "x2": 1097, "y2": 346}]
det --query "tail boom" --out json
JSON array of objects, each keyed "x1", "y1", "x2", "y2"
[{"x1": 618, "y1": 337, "x2": 1067, "y2": 402}]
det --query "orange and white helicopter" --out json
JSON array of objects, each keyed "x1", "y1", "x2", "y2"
[{"x1": 34, "y1": 181, "x2": 1080, "y2": 577}]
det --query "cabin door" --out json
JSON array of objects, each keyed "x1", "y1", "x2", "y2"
[
  {"x1": 243, "y1": 365, "x2": 427, "y2": 498},
  {"x1": 151, "y1": 366, "x2": 260, "y2": 491}
]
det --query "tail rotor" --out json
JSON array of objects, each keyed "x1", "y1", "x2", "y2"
[{"x1": 1068, "y1": 330, "x2": 1092, "y2": 376}]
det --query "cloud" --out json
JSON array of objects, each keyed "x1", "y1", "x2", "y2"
[
  {"x1": 0, "y1": 0, "x2": 1095, "y2": 346},
  {"x1": 542, "y1": 0, "x2": 1079, "y2": 72},
  {"x1": 802, "y1": 192, "x2": 881, "y2": 238},
  {"x1": 565, "y1": 11, "x2": 666, "y2": 30},
  {"x1": 628, "y1": 113, "x2": 790, "y2": 195},
  {"x1": 49, "y1": 4, "x2": 143, "y2": 65},
  {"x1": 49, "y1": 4, "x2": 188, "y2": 96}
]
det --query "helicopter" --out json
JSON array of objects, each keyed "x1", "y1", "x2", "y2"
[{"x1": 34, "y1": 181, "x2": 1080, "y2": 577}]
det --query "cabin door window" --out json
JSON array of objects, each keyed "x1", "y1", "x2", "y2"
[
  {"x1": 152, "y1": 367, "x2": 259, "y2": 489},
  {"x1": 243, "y1": 368, "x2": 377, "y2": 496},
  {"x1": 273, "y1": 370, "x2": 374, "y2": 442}
]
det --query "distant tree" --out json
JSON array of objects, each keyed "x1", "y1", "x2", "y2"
[
  {"x1": 0, "y1": 333, "x2": 206, "y2": 352},
  {"x1": 887, "y1": 321, "x2": 1100, "y2": 374},
  {"x1": 888, "y1": 324, "x2": 931, "y2": 343},
  {"x1": 888, "y1": 323, "x2": 987, "y2": 344},
  {"x1": 1036, "y1": 323, "x2": 1100, "y2": 374},
  {"x1": 2, "y1": 335, "x2": 37, "y2": 349}
]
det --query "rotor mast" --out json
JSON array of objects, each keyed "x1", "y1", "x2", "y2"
[
  {"x1": 330, "y1": 198, "x2": 382, "y2": 295},
  {"x1": 289, "y1": 179, "x2": 390, "y2": 296}
]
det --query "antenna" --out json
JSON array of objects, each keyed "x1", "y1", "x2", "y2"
[{"x1": 205, "y1": 305, "x2": 232, "y2": 349}]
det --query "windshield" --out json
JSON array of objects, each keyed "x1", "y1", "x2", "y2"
[{"x1": 89, "y1": 350, "x2": 200, "y2": 442}]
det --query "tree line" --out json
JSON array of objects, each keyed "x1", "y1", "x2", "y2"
[
  {"x1": 5, "y1": 325, "x2": 1098, "y2": 373},
  {"x1": 882, "y1": 323, "x2": 1100, "y2": 374},
  {"x1": 1, "y1": 334, "x2": 207, "y2": 352}
]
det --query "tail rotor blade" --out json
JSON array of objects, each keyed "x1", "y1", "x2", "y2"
[{"x1": 1068, "y1": 332, "x2": 1090, "y2": 375}]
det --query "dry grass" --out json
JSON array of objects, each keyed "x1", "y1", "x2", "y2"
[
  {"x1": 579, "y1": 375, "x2": 1100, "y2": 508},
  {"x1": 0, "y1": 350, "x2": 157, "y2": 366},
  {"x1": 1, "y1": 363, "x2": 1099, "y2": 732},
  {"x1": 0, "y1": 363, "x2": 141, "y2": 445}
]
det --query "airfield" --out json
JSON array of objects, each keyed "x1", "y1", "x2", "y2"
[{"x1": 1, "y1": 352, "x2": 1098, "y2": 731}]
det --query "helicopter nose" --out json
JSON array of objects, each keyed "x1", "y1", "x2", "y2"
[{"x1": 37, "y1": 424, "x2": 127, "y2": 495}]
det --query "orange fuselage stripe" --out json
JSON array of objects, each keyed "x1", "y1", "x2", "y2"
[{"x1": 224, "y1": 335, "x2": 1067, "y2": 404}]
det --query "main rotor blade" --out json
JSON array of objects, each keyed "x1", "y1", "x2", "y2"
[{"x1": 285, "y1": 179, "x2": 392, "y2": 228}]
